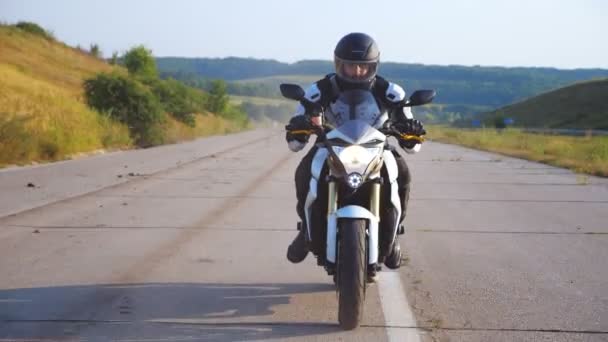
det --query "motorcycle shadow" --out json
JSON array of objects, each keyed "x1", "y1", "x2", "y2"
[{"x1": 0, "y1": 282, "x2": 345, "y2": 341}]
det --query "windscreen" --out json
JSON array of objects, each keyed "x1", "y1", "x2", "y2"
[{"x1": 326, "y1": 89, "x2": 386, "y2": 128}]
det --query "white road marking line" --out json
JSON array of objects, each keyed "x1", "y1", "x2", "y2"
[{"x1": 378, "y1": 270, "x2": 422, "y2": 342}]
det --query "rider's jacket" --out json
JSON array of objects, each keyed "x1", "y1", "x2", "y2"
[{"x1": 287, "y1": 74, "x2": 421, "y2": 154}]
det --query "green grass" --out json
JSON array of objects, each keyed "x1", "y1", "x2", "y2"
[{"x1": 428, "y1": 125, "x2": 608, "y2": 177}]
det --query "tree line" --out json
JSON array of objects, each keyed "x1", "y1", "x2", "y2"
[{"x1": 157, "y1": 57, "x2": 608, "y2": 110}]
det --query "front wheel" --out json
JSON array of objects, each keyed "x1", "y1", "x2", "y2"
[{"x1": 337, "y1": 218, "x2": 367, "y2": 330}]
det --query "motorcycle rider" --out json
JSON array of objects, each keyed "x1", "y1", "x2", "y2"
[{"x1": 285, "y1": 32, "x2": 426, "y2": 269}]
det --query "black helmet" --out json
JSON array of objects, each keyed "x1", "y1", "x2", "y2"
[{"x1": 334, "y1": 32, "x2": 380, "y2": 90}]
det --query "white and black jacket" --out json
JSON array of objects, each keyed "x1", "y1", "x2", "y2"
[{"x1": 288, "y1": 74, "x2": 421, "y2": 154}]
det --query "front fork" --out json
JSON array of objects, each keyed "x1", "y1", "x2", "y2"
[
  {"x1": 369, "y1": 182, "x2": 381, "y2": 277},
  {"x1": 369, "y1": 182, "x2": 381, "y2": 218},
  {"x1": 326, "y1": 180, "x2": 381, "y2": 218},
  {"x1": 326, "y1": 180, "x2": 381, "y2": 275}
]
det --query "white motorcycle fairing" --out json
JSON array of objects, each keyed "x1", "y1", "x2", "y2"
[{"x1": 304, "y1": 137, "x2": 402, "y2": 267}]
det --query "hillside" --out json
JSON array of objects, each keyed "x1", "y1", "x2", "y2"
[
  {"x1": 0, "y1": 24, "x2": 132, "y2": 165},
  {"x1": 0, "y1": 25, "x2": 120, "y2": 93},
  {"x1": 0, "y1": 24, "x2": 247, "y2": 167},
  {"x1": 482, "y1": 78, "x2": 608, "y2": 129}
]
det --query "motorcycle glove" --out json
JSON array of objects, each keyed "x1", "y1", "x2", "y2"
[
  {"x1": 394, "y1": 119, "x2": 426, "y2": 149},
  {"x1": 285, "y1": 115, "x2": 312, "y2": 144}
]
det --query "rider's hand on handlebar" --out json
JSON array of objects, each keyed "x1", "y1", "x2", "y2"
[
  {"x1": 392, "y1": 119, "x2": 426, "y2": 149},
  {"x1": 285, "y1": 115, "x2": 313, "y2": 143},
  {"x1": 393, "y1": 119, "x2": 426, "y2": 137}
]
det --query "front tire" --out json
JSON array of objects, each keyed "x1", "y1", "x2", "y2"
[{"x1": 337, "y1": 218, "x2": 367, "y2": 330}]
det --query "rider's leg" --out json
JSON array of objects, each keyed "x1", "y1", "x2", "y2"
[
  {"x1": 385, "y1": 150, "x2": 411, "y2": 269},
  {"x1": 394, "y1": 151, "x2": 411, "y2": 225},
  {"x1": 287, "y1": 146, "x2": 318, "y2": 263}
]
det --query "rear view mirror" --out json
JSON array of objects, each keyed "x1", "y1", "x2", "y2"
[
  {"x1": 280, "y1": 83, "x2": 305, "y2": 101},
  {"x1": 407, "y1": 90, "x2": 436, "y2": 106}
]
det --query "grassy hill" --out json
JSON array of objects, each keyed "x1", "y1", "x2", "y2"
[
  {"x1": 0, "y1": 25, "x2": 119, "y2": 94},
  {"x1": 482, "y1": 78, "x2": 608, "y2": 129},
  {"x1": 0, "y1": 23, "x2": 132, "y2": 165},
  {"x1": 0, "y1": 23, "x2": 246, "y2": 167},
  {"x1": 234, "y1": 74, "x2": 323, "y2": 85}
]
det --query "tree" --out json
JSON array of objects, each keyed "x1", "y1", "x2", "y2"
[
  {"x1": 14, "y1": 21, "x2": 55, "y2": 40},
  {"x1": 123, "y1": 45, "x2": 158, "y2": 81},
  {"x1": 110, "y1": 51, "x2": 119, "y2": 65},
  {"x1": 84, "y1": 72, "x2": 165, "y2": 146},
  {"x1": 207, "y1": 80, "x2": 229, "y2": 114},
  {"x1": 150, "y1": 78, "x2": 206, "y2": 127},
  {"x1": 493, "y1": 115, "x2": 507, "y2": 129},
  {"x1": 89, "y1": 43, "x2": 102, "y2": 58}
]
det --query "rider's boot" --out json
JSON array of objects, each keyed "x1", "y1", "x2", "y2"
[
  {"x1": 384, "y1": 239, "x2": 402, "y2": 269},
  {"x1": 287, "y1": 225, "x2": 309, "y2": 263}
]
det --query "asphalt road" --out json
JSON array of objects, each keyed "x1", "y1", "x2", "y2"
[{"x1": 0, "y1": 129, "x2": 606, "y2": 341}]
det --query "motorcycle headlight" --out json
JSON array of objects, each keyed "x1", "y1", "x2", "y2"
[
  {"x1": 333, "y1": 145, "x2": 381, "y2": 175},
  {"x1": 347, "y1": 173, "x2": 363, "y2": 189}
]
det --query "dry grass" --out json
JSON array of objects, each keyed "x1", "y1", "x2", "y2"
[
  {"x1": 0, "y1": 25, "x2": 132, "y2": 166},
  {"x1": 428, "y1": 126, "x2": 608, "y2": 177},
  {"x1": 0, "y1": 64, "x2": 132, "y2": 166},
  {"x1": 0, "y1": 25, "x2": 121, "y2": 94},
  {"x1": 162, "y1": 113, "x2": 250, "y2": 144},
  {"x1": 0, "y1": 25, "x2": 248, "y2": 167}
]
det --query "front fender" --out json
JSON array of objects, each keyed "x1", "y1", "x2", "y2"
[
  {"x1": 336, "y1": 205, "x2": 378, "y2": 221},
  {"x1": 327, "y1": 205, "x2": 379, "y2": 265}
]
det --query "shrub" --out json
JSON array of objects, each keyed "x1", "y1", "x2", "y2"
[
  {"x1": 493, "y1": 115, "x2": 507, "y2": 129},
  {"x1": 110, "y1": 51, "x2": 119, "y2": 65},
  {"x1": 207, "y1": 79, "x2": 229, "y2": 114},
  {"x1": 89, "y1": 43, "x2": 102, "y2": 58},
  {"x1": 84, "y1": 72, "x2": 165, "y2": 147},
  {"x1": 14, "y1": 22, "x2": 54, "y2": 40},
  {"x1": 150, "y1": 78, "x2": 206, "y2": 127},
  {"x1": 123, "y1": 45, "x2": 158, "y2": 81},
  {"x1": 221, "y1": 105, "x2": 250, "y2": 128}
]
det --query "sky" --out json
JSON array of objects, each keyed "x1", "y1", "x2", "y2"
[{"x1": 1, "y1": 0, "x2": 607, "y2": 69}]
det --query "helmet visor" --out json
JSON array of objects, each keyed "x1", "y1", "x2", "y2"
[{"x1": 335, "y1": 57, "x2": 378, "y2": 84}]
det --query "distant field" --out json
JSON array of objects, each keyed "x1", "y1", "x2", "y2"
[
  {"x1": 231, "y1": 75, "x2": 490, "y2": 124},
  {"x1": 235, "y1": 74, "x2": 324, "y2": 85},
  {"x1": 230, "y1": 95, "x2": 295, "y2": 106},
  {"x1": 428, "y1": 125, "x2": 608, "y2": 177},
  {"x1": 157, "y1": 56, "x2": 608, "y2": 111}
]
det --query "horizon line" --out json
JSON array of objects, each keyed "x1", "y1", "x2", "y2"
[{"x1": 153, "y1": 55, "x2": 608, "y2": 72}]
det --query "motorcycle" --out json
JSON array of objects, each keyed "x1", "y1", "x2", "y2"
[{"x1": 281, "y1": 83, "x2": 435, "y2": 330}]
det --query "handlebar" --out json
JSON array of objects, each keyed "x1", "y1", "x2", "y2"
[
  {"x1": 287, "y1": 120, "x2": 425, "y2": 144},
  {"x1": 281, "y1": 82, "x2": 429, "y2": 146},
  {"x1": 379, "y1": 122, "x2": 426, "y2": 143}
]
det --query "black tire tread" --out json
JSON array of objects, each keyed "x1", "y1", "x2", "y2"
[{"x1": 337, "y1": 219, "x2": 366, "y2": 330}]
